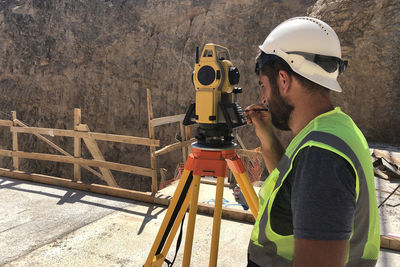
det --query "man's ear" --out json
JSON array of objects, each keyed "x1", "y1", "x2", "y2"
[{"x1": 278, "y1": 70, "x2": 291, "y2": 94}]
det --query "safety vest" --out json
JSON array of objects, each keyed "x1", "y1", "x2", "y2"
[{"x1": 248, "y1": 107, "x2": 380, "y2": 267}]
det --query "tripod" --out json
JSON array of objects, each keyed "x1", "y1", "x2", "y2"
[{"x1": 144, "y1": 142, "x2": 259, "y2": 267}]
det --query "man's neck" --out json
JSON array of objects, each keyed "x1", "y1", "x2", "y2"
[{"x1": 289, "y1": 94, "x2": 333, "y2": 136}]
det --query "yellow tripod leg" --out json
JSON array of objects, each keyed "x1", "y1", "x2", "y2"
[
  {"x1": 209, "y1": 176, "x2": 225, "y2": 267},
  {"x1": 232, "y1": 171, "x2": 259, "y2": 219},
  {"x1": 144, "y1": 169, "x2": 194, "y2": 267},
  {"x1": 182, "y1": 174, "x2": 201, "y2": 267},
  {"x1": 226, "y1": 155, "x2": 259, "y2": 219}
]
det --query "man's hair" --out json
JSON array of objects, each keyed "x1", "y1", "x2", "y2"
[{"x1": 256, "y1": 52, "x2": 329, "y2": 95}]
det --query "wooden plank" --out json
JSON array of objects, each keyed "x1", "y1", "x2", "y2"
[
  {"x1": 381, "y1": 234, "x2": 400, "y2": 251},
  {"x1": 147, "y1": 88, "x2": 158, "y2": 194},
  {"x1": 196, "y1": 203, "x2": 255, "y2": 223},
  {"x1": 0, "y1": 150, "x2": 155, "y2": 177},
  {"x1": 150, "y1": 114, "x2": 186, "y2": 127},
  {"x1": 381, "y1": 157, "x2": 400, "y2": 177},
  {"x1": 236, "y1": 149, "x2": 263, "y2": 159},
  {"x1": 153, "y1": 138, "x2": 196, "y2": 157},
  {"x1": 74, "y1": 109, "x2": 82, "y2": 182},
  {"x1": 11, "y1": 126, "x2": 76, "y2": 137},
  {"x1": 236, "y1": 134, "x2": 247, "y2": 150},
  {"x1": 374, "y1": 168, "x2": 390, "y2": 180},
  {"x1": 80, "y1": 124, "x2": 118, "y2": 187},
  {"x1": 76, "y1": 132, "x2": 160, "y2": 146},
  {"x1": 14, "y1": 119, "x2": 105, "y2": 181},
  {"x1": 0, "y1": 168, "x2": 168, "y2": 206},
  {"x1": 12, "y1": 111, "x2": 19, "y2": 170},
  {"x1": 10, "y1": 126, "x2": 160, "y2": 147},
  {"x1": 0, "y1": 119, "x2": 13, "y2": 127},
  {"x1": 373, "y1": 149, "x2": 400, "y2": 167}
]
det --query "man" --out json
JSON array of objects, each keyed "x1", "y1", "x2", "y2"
[{"x1": 245, "y1": 17, "x2": 380, "y2": 267}]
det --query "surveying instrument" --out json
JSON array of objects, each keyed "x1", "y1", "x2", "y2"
[{"x1": 144, "y1": 44, "x2": 259, "y2": 267}]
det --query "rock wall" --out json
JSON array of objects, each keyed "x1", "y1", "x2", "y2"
[
  {"x1": 310, "y1": 0, "x2": 400, "y2": 144},
  {"x1": 0, "y1": 0, "x2": 398, "y2": 191}
]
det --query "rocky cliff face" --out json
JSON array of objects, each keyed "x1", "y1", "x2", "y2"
[
  {"x1": 310, "y1": 0, "x2": 400, "y2": 144},
  {"x1": 0, "y1": 0, "x2": 398, "y2": 191}
]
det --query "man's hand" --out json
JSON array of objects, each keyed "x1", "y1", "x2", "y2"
[
  {"x1": 294, "y1": 239, "x2": 348, "y2": 267},
  {"x1": 244, "y1": 104, "x2": 284, "y2": 172},
  {"x1": 244, "y1": 104, "x2": 273, "y2": 145}
]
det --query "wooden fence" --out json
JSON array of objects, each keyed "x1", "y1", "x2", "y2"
[{"x1": 0, "y1": 89, "x2": 195, "y2": 198}]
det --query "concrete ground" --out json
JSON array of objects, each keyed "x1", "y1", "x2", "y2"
[{"x1": 1, "y1": 176, "x2": 400, "y2": 267}]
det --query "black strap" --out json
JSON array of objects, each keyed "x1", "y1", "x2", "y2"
[{"x1": 164, "y1": 214, "x2": 186, "y2": 267}]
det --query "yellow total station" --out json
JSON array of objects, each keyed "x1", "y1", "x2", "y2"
[
  {"x1": 183, "y1": 43, "x2": 246, "y2": 147},
  {"x1": 192, "y1": 43, "x2": 240, "y2": 124}
]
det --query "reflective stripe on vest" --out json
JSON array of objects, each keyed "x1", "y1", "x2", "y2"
[{"x1": 248, "y1": 109, "x2": 380, "y2": 266}]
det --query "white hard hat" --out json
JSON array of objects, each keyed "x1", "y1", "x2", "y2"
[{"x1": 258, "y1": 17, "x2": 347, "y2": 92}]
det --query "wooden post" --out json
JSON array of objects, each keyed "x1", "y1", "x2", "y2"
[
  {"x1": 11, "y1": 111, "x2": 19, "y2": 170},
  {"x1": 185, "y1": 125, "x2": 192, "y2": 155},
  {"x1": 147, "y1": 88, "x2": 158, "y2": 194},
  {"x1": 179, "y1": 121, "x2": 187, "y2": 162},
  {"x1": 74, "y1": 108, "x2": 82, "y2": 182},
  {"x1": 160, "y1": 168, "x2": 167, "y2": 189}
]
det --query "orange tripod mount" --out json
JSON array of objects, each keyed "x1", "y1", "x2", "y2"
[{"x1": 144, "y1": 142, "x2": 259, "y2": 267}]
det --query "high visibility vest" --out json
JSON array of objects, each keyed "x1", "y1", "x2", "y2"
[{"x1": 248, "y1": 107, "x2": 380, "y2": 267}]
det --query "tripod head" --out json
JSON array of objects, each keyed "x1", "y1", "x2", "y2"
[{"x1": 183, "y1": 44, "x2": 247, "y2": 148}]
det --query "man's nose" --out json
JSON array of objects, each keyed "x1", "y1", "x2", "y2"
[{"x1": 260, "y1": 96, "x2": 267, "y2": 104}]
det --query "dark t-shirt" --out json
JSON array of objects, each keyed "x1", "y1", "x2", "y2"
[{"x1": 270, "y1": 146, "x2": 356, "y2": 240}]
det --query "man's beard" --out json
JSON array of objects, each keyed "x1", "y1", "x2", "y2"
[{"x1": 268, "y1": 81, "x2": 294, "y2": 131}]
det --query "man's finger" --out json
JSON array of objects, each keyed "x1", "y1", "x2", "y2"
[
  {"x1": 247, "y1": 110, "x2": 262, "y2": 126},
  {"x1": 244, "y1": 103, "x2": 269, "y2": 113}
]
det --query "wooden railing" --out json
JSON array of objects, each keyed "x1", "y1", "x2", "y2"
[
  {"x1": 0, "y1": 89, "x2": 196, "y2": 197},
  {"x1": 0, "y1": 107, "x2": 164, "y2": 196}
]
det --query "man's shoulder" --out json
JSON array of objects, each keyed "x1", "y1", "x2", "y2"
[
  {"x1": 312, "y1": 108, "x2": 367, "y2": 148},
  {"x1": 290, "y1": 145, "x2": 357, "y2": 208},
  {"x1": 293, "y1": 146, "x2": 353, "y2": 176}
]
